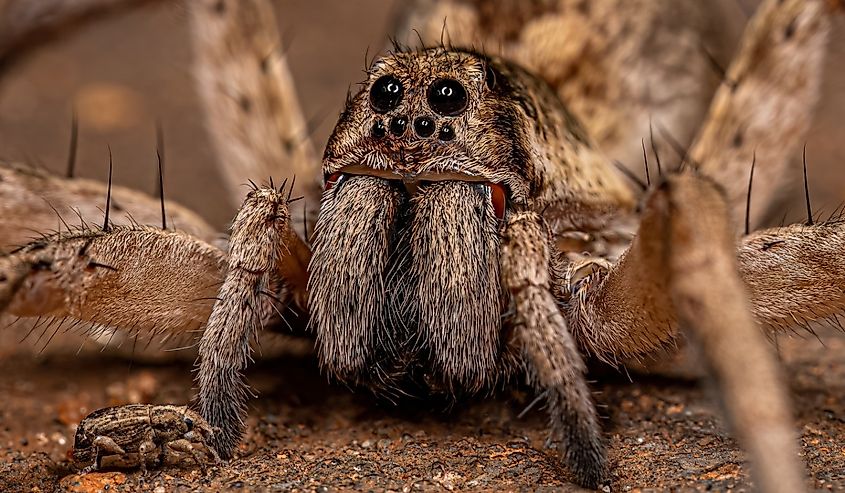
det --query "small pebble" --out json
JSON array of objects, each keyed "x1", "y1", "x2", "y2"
[
  {"x1": 59, "y1": 472, "x2": 126, "y2": 493},
  {"x1": 50, "y1": 432, "x2": 67, "y2": 446}
]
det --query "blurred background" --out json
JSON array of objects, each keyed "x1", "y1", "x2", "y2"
[
  {"x1": 0, "y1": 0, "x2": 400, "y2": 229},
  {"x1": 0, "y1": 3, "x2": 843, "y2": 490},
  {"x1": 0, "y1": 0, "x2": 842, "y2": 233}
]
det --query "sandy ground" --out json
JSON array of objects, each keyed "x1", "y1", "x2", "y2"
[
  {"x1": 0, "y1": 1, "x2": 844, "y2": 492},
  {"x1": 0, "y1": 327, "x2": 843, "y2": 492}
]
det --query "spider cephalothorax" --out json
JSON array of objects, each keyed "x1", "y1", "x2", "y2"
[
  {"x1": 314, "y1": 50, "x2": 511, "y2": 395},
  {"x1": 310, "y1": 48, "x2": 631, "y2": 408},
  {"x1": 314, "y1": 49, "x2": 531, "y2": 395}
]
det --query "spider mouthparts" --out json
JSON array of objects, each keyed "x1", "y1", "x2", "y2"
[
  {"x1": 324, "y1": 171, "x2": 345, "y2": 190},
  {"x1": 324, "y1": 169, "x2": 507, "y2": 219},
  {"x1": 402, "y1": 178, "x2": 420, "y2": 196},
  {"x1": 487, "y1": 182, "x2": 507, "y2": 220}
]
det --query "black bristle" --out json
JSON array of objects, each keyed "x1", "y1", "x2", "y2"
[
  {"x1": 655, "y1": 121, "x2": 697, "y2": 170},
  {"x1": 612, "y1": 160, "x2": 646, "y2": 191},
  {"x1": 156, "y1": 120, "x2": 167, "y2": 230},
  {"x1": 157, "y1": 149, "x2": 166, "y2": 230},
  {"x1": 66, "y1": 110, "x2": 78, "y2": 179},
  {"x1": 700, "y1": 41, "x2": 726, "y2": 80},
  {"x1": 745, "y1": 151, "x2": 756, "y2": 235},
  {"x1": 412, "y1": 28, "x2": 426, "y2": 49},
  {"x1": 648, "y1": 119, "x2": 662, "y2": 176},
  {"x1": 103, "y1": 146, "x2": 113, "y2": 233},
  {"x1": 287, "y1": 175, "x2": 296, "y2": 200},
  {"x1": 803, "y1": 144, "x2": 813, "y2": 226}
]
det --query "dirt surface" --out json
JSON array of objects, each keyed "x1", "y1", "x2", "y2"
[
  {"x1": 0, "y1": 327, "x2": 843, "y2": 492},
  {"x1": 1, "y1": 1, "x2": 845, "y2": 492}
]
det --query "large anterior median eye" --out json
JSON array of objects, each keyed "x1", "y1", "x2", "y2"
[
  {"x1": 369, "y1": 75, "x2": 403, "y2": 113},
  {"x1": 427, "y1": 78, "x2": 468, "y2": 116}
]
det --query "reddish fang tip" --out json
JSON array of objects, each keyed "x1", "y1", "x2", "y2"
[
  {"x1": 324, "y1": 172, "x2": 343, "y2": 190},
  {"x1": 488, "y1": 183, "x2": 507, "y2": 220}
]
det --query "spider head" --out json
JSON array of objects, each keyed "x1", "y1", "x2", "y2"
[{"x1": 323, "y1": 48, "x2": 538, "y2": 214}]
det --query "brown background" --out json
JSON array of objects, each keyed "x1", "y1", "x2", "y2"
[
  {"x1": 0, "y1": 2, "x2": 844, "y2": 491},
  {"x1": 0, "y1": 1, "x2": 843, "y2": 231},
  {"x1": 0, "y1": 0, "x2": 403, "y2": 229}
]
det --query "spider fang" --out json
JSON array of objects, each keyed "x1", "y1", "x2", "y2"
[
  {"x1": 488, "y1": 182, "x2": 507, "y2": 220},
  {"x1": 324, "y1": 171, "x2": 346, "y2": 190}
]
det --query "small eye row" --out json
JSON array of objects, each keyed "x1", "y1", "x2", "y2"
[
  {"x1": 371, "y1": 116, "x2": 455, "y2": 142},
  {"x1": 369, "y1": 75, "x2": 468, "y2": 116}
]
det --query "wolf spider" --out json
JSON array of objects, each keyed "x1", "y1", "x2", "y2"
[{"x1": 0, "y1": 0, "x2": 842, "y2": 490}]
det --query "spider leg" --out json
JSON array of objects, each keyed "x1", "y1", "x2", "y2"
[
  {"x1": 196, "y1": 185, "x2": 310, "y2": 458},
  {"x1": 740, "y1": 222, "x2": 845, "y2": 333},
  {"x1": 500, "y1": 210, "x2": 605, "y2": 489},
  {"x1": 0, "y1": 226, "x2": 226, "y2": 338},
  {"x1": 0, "y1": 161, "x2": 219, "y2": 251},
  {"x1": 567, "y1": 173, "x2": 802, "y2": 493},
  {"x1": 690, "y1": 0, "x2": 834, "y2": 229}
]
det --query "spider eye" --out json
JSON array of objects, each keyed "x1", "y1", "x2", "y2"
[
  {"x1": 369, "y1": 75, "x2": 403, "y2": 113},
  {"x1": 184, "y1": 417, "x2": 194, "y2": 431},
  {"x1": 427, "y1": 78, "x2": 468, "y2": 116}
]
